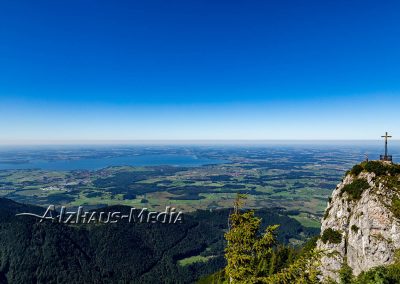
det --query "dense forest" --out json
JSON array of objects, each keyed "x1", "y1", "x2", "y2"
[{"x1": 0, "y1": 198, "x2": 317, "y2": 283}]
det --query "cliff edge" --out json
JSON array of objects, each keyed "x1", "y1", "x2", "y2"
[{"x1": 317, "y1": 160, "x2": 400, "y2": 282}]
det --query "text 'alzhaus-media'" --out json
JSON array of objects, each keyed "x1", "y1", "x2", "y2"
[{"x1": 16, "y1": 205, "x2": 184, "y2": 224}]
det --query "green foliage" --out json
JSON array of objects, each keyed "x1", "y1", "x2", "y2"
[
  {"x1": 336, "y1": 251, "x2": 400, "y2": 284},
  {"x1": 298, "y1": 236, "x2": 319, "y2": 256},
  {"x1": 348, "y1": 161, "x2": 400, "y2": 180},
  {"x1": 351, "y1": 225, "x2": 359, "y2": 233},
  {"x1": 224, "y1": 207, "x2": 279, "y2": 281},
  {"x1": 384, "y1": 176, "x2": 400, "y2": 190},
  {"x1": 321, "y1": 228, "x2": 342, "y2": 244},
  {"x1": 224, "y1": 194, "x2": 321, "y2": 283},
  {"x1": 391, "y1": 196, "x2": 400, "y2": 219},
  {"x1": 253, "y1": 251, "x2": 321, "y2": 284},
  {"x1": 340, "y1": 179, "x2": 370, "y2": 201},
  {"x1": 363, "y1": 161, "x2": 388, "y2": 176},
  {"x1": 197, "y1": 270, "x2": 228, "y2": 284},
  {"x1": 203, "y1": 247, "x2": 321, "y2": 284},
  {"x1": 265, "y1": 245, "x2": 297, "y2": 275},
  {"x1": 0, "y1": 196, "x2": 320, "y2": 284},
  {"x1": 361, "y1": 161, "x2": 400, "y2": 177},
  {"x1": 350, "y1": 165, "x2": 363, "y2": 176},
  {"x1": 0, "y1": 202, "x2": 228, "y2": 283},
  {"x1": 388, "y1": 164, "x2": 400, "y2": 176},
  {"x1": 339, "y1": 259, "x2": 353, "y2": 284},
  {"x1": 324, "y1": 206, "x2": 331, "y2": 220},
  {"x1": 353, "y1": 263, "x2": 400, "y2": 284}
]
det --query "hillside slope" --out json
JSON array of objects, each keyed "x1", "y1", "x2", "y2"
[{"x1": 0, "y1": 198, "x2": 315, "y2": 283}]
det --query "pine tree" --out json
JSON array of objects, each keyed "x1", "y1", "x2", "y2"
[
  {"x1": 224, "y1": 194, "x2": 278, "y2": 282},
  {"x1": 224, "y1": 194, "x2": 322, "y2": 284}
]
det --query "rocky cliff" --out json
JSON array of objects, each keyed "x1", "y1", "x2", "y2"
[{"x1": 317, "y1": 160, "x2": 400, "y2": 282}]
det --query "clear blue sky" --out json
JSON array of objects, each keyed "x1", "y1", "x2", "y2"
[{"x1": 1, "y1": 0, "x2": 399, "y2": 142}]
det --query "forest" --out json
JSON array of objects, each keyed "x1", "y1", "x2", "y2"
[{"x1": 0, "y1": 197, "x2": 317, "y2": 283}]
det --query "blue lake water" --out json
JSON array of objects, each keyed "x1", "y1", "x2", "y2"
[{"x1": 0, "y1": 154, "x2": 228, "y2": 171}]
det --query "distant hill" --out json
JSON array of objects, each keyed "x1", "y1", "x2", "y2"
[{"x1": 0, "y1": 198, "x2": 317, "y2": 283}]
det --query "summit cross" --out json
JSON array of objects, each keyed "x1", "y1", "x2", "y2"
[{"x1": 380, "y1": 132, "x2": 393, "y2": 162}]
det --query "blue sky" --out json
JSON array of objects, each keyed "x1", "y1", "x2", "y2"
[{"x1": 1, "y1": 0, "x2": 399, "y2": 141}]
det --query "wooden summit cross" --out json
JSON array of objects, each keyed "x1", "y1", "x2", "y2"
[{"x1": 380, "y1": 132, "x2": 393, "y2": 162}]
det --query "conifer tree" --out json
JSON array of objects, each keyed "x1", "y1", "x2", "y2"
[
  {"x1": 224, "y1": 194, "x2": 278, "y2": 282},
  {"x1": 224, "y1": 194, "x2": 322, "y2": 284}
]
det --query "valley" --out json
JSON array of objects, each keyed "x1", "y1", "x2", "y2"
[{"x1": 1, "y1": 143, "x2": 390, "y2": 229}]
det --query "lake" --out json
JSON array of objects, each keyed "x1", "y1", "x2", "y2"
[{"x1": 0, "y1": 154, "x2": 228, "y2": 171}]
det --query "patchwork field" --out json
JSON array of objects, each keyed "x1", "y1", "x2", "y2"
[{"x1": 0, "y1": 144, "x2": 389, "y2": 228}]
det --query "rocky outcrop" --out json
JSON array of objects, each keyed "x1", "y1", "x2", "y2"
[{"x1": 317, "y1": 161, "x2": 400, "y2": 282}]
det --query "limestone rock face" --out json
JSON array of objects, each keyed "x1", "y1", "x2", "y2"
[{"x1": 317, "y1": 165, "x2": 400, "y2": 282}]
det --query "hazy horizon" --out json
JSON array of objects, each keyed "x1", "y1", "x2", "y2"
[{"x1": 0, "y1": 139, "x2": 399, "y2": 146}]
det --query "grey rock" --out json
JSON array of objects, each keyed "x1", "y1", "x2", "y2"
[{"x1": 317, "y1": 169, "x2": 400, "y2": 282}]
